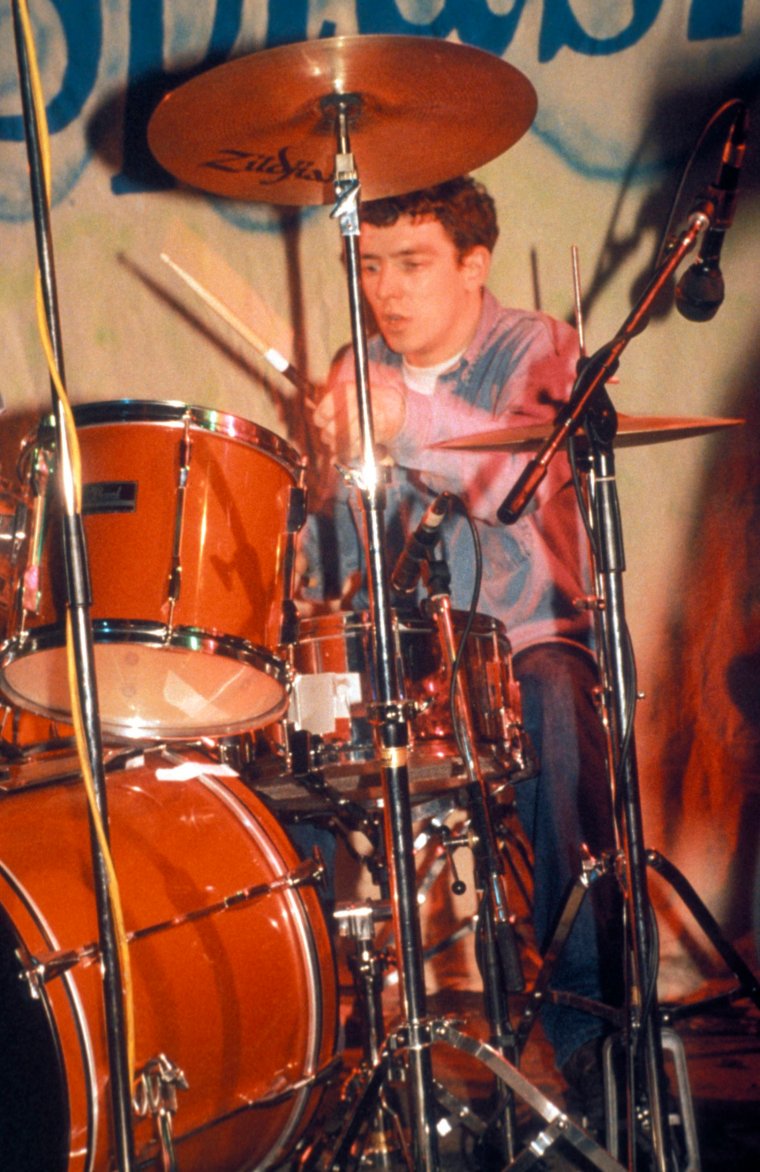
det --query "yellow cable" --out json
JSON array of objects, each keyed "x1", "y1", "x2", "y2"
[
  {"x1": 17, "y1": 0, "x2": 136, "y2": 1089},
  {"x1": 66, "y1": 613, "x2": 136, "y2": 1084}
]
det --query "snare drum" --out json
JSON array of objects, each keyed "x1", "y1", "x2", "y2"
[
  {"x1": 0, "y1": 750, "x2": 336, "y2": 1171},
  {"x1": 0, "y1": 401, "x2": 305, "y2": 740},
  {"x1": 256, "y1": 609, "x2": 525, "y2": 807}
]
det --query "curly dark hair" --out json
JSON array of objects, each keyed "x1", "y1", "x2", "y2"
[{"x1": 359, "y1": 176, "x2": 499, "y2": 258}]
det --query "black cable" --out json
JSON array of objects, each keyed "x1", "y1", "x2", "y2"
[{"x1": 653, "y1": 98, "x2": 745, "y2": 270}]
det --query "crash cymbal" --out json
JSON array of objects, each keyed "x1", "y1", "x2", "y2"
[
  {"x1": 434, "y1": 414, "x2": 744, "y2": 451},
  {"x1": 147, "y1": 35, "x2": 537, "y2": 205}
]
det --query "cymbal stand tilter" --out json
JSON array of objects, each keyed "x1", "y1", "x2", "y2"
[
  {"x1": 498, "y1": 203, "x2": 718, "y2": 1172},
  {"x1": 11, "y1": 4, "x2": 135, "y2": 1167}
]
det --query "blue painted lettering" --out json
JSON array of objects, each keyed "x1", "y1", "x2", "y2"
[
  {"x1": 538, "y1": 0, "x2": 662, "y2": 62},
  {"x1": 0, "y1": 1, "x2": 101, "y2": 142},
  {"x1": 112, "y1": 0, "x2": 244, "y2": 194},
  {"x1": 355, "y1": 0, "x2": 528, "y2": 55},
  {"x1": 688, "y1": 0, "x2": 743, "y2": 40}
]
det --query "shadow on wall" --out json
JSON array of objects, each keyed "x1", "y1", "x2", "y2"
[
  {"x1": 570, "y1": 67, "x2": 760, "y2": 986},
  {"x1": 88, "y1": 69, "x2": 322, "y2": 470},
  {"x1": 579, "y1": 66, "x2": 760, "y2": 330},
  {"x1": 642, "y1": 337, "x2": 760, "y2": 982}
]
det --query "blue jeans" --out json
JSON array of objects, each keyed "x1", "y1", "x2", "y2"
[{"x1": 513, "y1": 643, "x2": 620, "y2": 1069}]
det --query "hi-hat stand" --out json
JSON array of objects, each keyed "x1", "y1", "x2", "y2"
[{"x1": 317, "y1": 97, "x2": 627, "y2": 1172}]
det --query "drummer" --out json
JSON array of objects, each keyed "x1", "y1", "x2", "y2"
[{"x1": 301, "y1": 175, "x2": 620, "y2": 1129}]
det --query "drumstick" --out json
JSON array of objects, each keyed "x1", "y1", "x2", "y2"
[{"x1": 160, "y1": 252, "x2": 317, "y2": 407}]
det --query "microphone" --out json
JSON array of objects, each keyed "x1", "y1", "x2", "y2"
[
  {"x1": 675, "y1": 102, "x2": 749, "y2": 322},
  {"x1": 391, "y1": 493, "x2": 451, "y2": 595}
]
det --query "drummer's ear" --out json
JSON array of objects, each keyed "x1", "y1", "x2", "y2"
[{"x1": 460, "y1": 244, "x2": 491, "y2": 290}]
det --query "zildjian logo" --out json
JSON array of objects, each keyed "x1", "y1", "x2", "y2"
[{"x1": 202, "y1": 145, "x2": 332, "y2": 186}]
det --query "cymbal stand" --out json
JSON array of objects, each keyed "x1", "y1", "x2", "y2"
[
  {"x1": 318, "y1": 100, "x2": 630, "y2": 1172},
  {"x1": 11, "y1": 3, "x2": 135, "y2": 1167},
  {"x1": 499, "y1": 206, "x2": 712, "y2": 1171},
  {"x1": 323, "y1": 93, "x2": 439, "y2": 1169}
]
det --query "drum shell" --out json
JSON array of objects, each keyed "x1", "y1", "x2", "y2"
[
  {"x1": 0, "y1": 752, "x2": 337, "y2": 1171},
  {"x1": 0, "y1": 402, "x2": 304, "y2": 739}
]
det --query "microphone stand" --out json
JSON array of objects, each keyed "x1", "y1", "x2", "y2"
[
  {"x1": 12, "y1": 5, "x2": 135, "y2": 1168},
  {"x1": 498, "y1": 208, "x2": 713, "y2": 1172},
  {"x1": 497, "y1": 208, "x2": 708, "y2": 527}
]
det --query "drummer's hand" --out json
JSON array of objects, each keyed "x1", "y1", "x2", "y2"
[{"x1": 313, "y1": 381, "x2": 405, "y2": 460}]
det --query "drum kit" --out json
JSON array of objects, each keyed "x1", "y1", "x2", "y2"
[{"x1": 4, "y1": 21, "x2": 748, "y2": 1172}]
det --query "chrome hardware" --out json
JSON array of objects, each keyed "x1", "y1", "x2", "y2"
[
  {"x1": 166, "y1": 413, "x2": 193, "y2": 632},
  {"x1": 133, "y1": 1053, "x2": 189, "y2": 1172}
]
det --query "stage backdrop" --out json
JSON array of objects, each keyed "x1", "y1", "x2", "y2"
[{"x1": 2, "y1": 1, "x2": 759, "y2": 993}]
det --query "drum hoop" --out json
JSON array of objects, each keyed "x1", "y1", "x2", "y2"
[
  {"x1": 1, "y1": 620, "x2": 288, "y2": 675},
  {"x1": 297, "y1": 609, "x2": 508, "y2": 639},
  {"x1": 0, "y1": 622, "x2": 290, "y2": 739},
  {"x1": 63, "y1": 400, "x2": 303, "y2": 478}
]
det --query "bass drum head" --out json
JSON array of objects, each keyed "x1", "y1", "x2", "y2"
[{"x1": 0, "y1": 913, "x2": 68, "y2": 1171}]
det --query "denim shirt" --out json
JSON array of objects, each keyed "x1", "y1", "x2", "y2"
[{"x1": 303, "y1": 290, "x2": 594, "y2": 655}]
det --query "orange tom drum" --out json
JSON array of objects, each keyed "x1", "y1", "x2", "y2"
[
  {"x1": 0, "y1": 749, "x2": 336, "y2": 1170},
  {"x1": 0, "y1": 401, "x2": 305, "y2": 740}
]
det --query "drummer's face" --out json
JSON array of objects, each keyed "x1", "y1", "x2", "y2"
[{"x1": 359, "y1": 215, "x2": 489, "y2": 367}]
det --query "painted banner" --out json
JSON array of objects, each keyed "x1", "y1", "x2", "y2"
[{"x1": 1, "y1": 1, "x2": 759, "y2": 989}]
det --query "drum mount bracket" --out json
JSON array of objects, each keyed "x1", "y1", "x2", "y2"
[{"x1": 366, "y1": 699, "x2": 418, "y2": 726}]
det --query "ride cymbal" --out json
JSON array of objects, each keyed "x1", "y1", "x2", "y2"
[
  {"x1": 147, "y1": 35, "x2": 537, "y2": 205},
  {"x1": 434, "y1": 414, "x2": 745, "y2": 451}
]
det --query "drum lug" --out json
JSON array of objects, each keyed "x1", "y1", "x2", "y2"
[
  {"x1": 133, "y1": 1053, "x2": 189, "y2": 1172},
  {"x1": 166, "y1": 415, "x2": 193, "y2": 630},
  {"x1": 286, "y1": 484, "x2": 308, "y2": 534},
  {"x1": 21, "y1": 447, "x2": 52, "y2": 618},
  {"x1": 15, "y1": 943, "x2": 84, "y2": 998}
]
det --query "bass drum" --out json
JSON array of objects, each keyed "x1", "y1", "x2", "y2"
[{"x1": 0, "y1": 750, "x2": 336, "y2": 1171}]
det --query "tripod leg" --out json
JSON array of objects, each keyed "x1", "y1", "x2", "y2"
[
  {"x1": 516, "y1": 853, "x2": 619, "y2": 1052},
  {"x1": 647, "y1": 850, "x2": 760, "y2": 1012}
]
